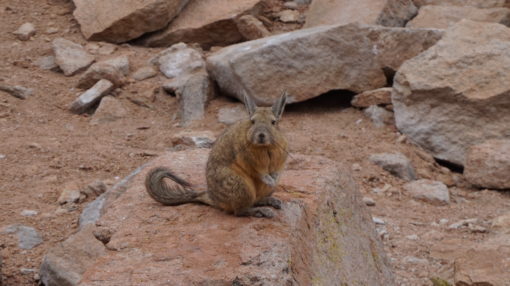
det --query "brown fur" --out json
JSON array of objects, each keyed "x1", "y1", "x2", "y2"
[{"x1": 145, "y1": 93, "x2": 288, "y2": 218}]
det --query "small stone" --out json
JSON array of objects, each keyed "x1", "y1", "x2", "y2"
[
  {"x1": 46, "y1": 27, "x2": 59, "y2": 34},
  {"x1": 0, "y1": 154, "x2": 5, "y2": 159},
  {"x1": 20, "y1": 210, "x2": 38, "y2": 217},
  {"x1": 373, "y1": 216, "x2": 385, "y2": 225},
  {"x1": 236, "y1": 15, "x2": 271, "y2": 40},
  {"x1": 369, "y1": 152, "x2": 417, "y2": 181},
  {"x1": 77, "y1": 55, "x2": 129, "y2": 89},
  {"x1": 20, "y1": 268, "x2": 37, "y2": 275},
  {"x1": 283, "y1": 2, "x2": 299, "y2": 9},
  {"x1": 464, "y1": 139, "x2": 510, "y2": 190},
  {"x1": 351, "y1": 163, "x2": 362, "y2": 171},
  {"x1": 364, "y1": 105, "x2": 394, "y2": 127},
  {"x1": 448, "y1": 218, "x2": 478, "y2": 229},
  {"x1": 439, "y1": 218, "x2": 449, "y2": 225},
  {"x1": 0, "y1": 84, "x2": 33, "y2": 99},
  {"x1": 132, "y1": 66, "x2": 158, "y2": 81},
  {"x1": 406, "y1": 234, "x2": 419, "y2": 240},
  {"x1": 363, "y1": 197, "x2": 376, "y2": 206},
  {"x1": 277, "y1": 10, "x2": 300, "y2": 23},
  {"x1": 81, "y1": 181, "x2": 108, "y2": 197},
  {"x1": 171, "y1": 131, "x2": 216, "y2": 150},
  {"x1": 52, "y1": 38, "x2": 95, "y2": 76},
  {"x1": 13, "y1": 22, "x2": 36, "y2": 41},
  {"x1": 35, "y1": 56, "x2": 58, "y2": 71},
  {"x1": 152, "y1": 43, "x2": 205, "y2": 79},
  {"x1": 351, "y1": 88, "x2": 392, "y2": 108},
  {"x1": 404, "y1": 179, "x2": 450, "y2": 205},
  {"x1": 2, "y1": 224, "x2": 43, "y2": 250},
  {"x1": 217, "y1": 106, "x2": 247, "y2": 125},
  {"x1": 90, "y1": 96, "x2": 127, "y2": 125},
  {"x1": 57, "y1": 189, "x2": 82, "y2": 205},
  {"x1": 403, "y1": 256, "x2": 428, "y2": 264},
  {"x1": 69, "y1": 79, "x2": 114, "y2": 114}
]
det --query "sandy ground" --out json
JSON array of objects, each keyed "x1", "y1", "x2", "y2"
[{"x1": 1, "y1": 1, "x2": 509, "y2": 285}]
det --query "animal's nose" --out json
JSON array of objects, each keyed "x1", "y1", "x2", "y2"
[{"x1": 258, "y1": 133, "x2": 266, "y2": 140}]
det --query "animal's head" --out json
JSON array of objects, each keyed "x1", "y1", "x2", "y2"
[{"x1": 244, "y1": 91, "x2": 287, "y2": 147}]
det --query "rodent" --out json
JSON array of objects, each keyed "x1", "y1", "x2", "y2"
[{"x1": 145, "y1": 92, "x2": 289, "y2": 218}]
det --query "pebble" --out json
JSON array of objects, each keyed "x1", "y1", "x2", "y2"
[
  {"x1": 405, "y1": 234, "x2": 419, "y2": 240},
  {"x1": 13, "y1": 22, "x2": 36, "y2": 41},
  {"x1": 351, "y1": 163, "x2": 362, "y2": 171},
  {"x1": 362, "y1": 197, "x2": 376, "y2": 206},
  {"x1": 2, "y1": 224, "x2": 43, "y2": 249},
  {"x1": 20, "y1": 210, "x2": 38, "y2": 217},
  {"x1": 372, "y1": 216, "x2": 385, "y2": 225}
]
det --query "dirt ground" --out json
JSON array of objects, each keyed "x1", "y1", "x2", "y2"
[{"x1": 1, "y1": 0, "x2": 509, "y2": 285}]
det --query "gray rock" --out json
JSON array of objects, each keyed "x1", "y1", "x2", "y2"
[
  {"x1": 81, "y1": 181, "x2": 108, "y2": 198},
  {"x1": 132, "y1": 66, "x2": 157, "y2": 81},
  {"x1": 0, "y1": 84, "x2": 33, "y2": 99},
  {"x1": 35, "y1": 56, "x2": 59, "y2": 71},
  {"x1": 369, "y1": 152, "x2": 417, "y2": 181},
  {"x1": 153, "y1": 43, "x2": 205, "y2": 79},
  {"x1": 236, "y1": 15, "x2": 271, "y2": 40},
  {"x1": 364, "y1": 105, "x2": 394, "y2": 127},
  {"x1": 72, "y1": 0, "x2": 190, "y2": 43},
  {"x1": 170, "y1": 131, "x2": 216, "y2": 149},
  {"x1": 392, "y1": 20, "x2": 510, "y2": 166},
  {"x1": 176, "y1": 72, "x2": 214, "y2": 126},
  {"x1": 2, "y1": 224, "x2": 43, "y2": 250},
  {"x1": 464, "y1": 139, "x2": 510, "y2": 189},
  {"x1": 90, "y1": 96, "x2": 127, "y2": 125},
  {"x1": 217, "y1": 105, "x2": 247, "y2": 125},
  {"x1": 363, "y1": 197, "x2": 376, "y2": 206},
  {"x1": 13, "y1": 22, "x2": 36, "y2": 41},
  {"x1": 20, "y1": 210, "x2": 38, "y2": 217},
  {"x1": 52, "y1": 38, "x2": 95, "y2": 76},
  {"x1": 77, "y1": 55, "x2": 129, "y2": 89},
  {"x1": 403, "y1": 179, "x2": 450, "y2": 205},
  {"x1": 69, "y1": 79, "x2": 114, "y2": 114},
  {"x1": 39, "y1": 225, "x2": 106, "y2": 286},
  {"x1": 207, "y1": 23, "x2": 442, "y2": 105},
  {"x1": 305, "y1": 0, "x2": 417, "y2": 28}
]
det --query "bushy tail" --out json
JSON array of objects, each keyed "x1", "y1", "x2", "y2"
[{"x1": 144, "y1": 167, "x2": 212, "y2": 206}]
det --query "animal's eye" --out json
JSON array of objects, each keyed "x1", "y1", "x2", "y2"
[
  {"x1": 251, "y1": 119, "x2": 255, "y2": 124},
  {"x1": 271, "y1": 120, "x2": 276, "y2": 125}
]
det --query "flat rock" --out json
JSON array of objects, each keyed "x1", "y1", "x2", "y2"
[
  {"x1": 138, "y1": 0, "x2": 264, "y2": 49},
  {"x1": 43, "y1": 150, "x2": 395, "y2": 285},
  {"x1": 352, "y1": 87, "x2": 392, "y2": 108},
  {"x1": 403, "y1": 179, "x2": 450, "y2": 205},
  {"x1": 407, "y1": 5, "x2": 510, "y2": 29},
  {"x1": 207, "y1": 23, "x2": 442, "y2": 105},
  {"x1": 392, "y1": 20, "x2": 510, "y2": 166},
  {"x1": 217, "y1": 105, "x2": 247, "y2": 125},
  {"x1": 235, "y1": 14, "x2": 271, "y2": 40},
  {"x1": 90, "y1": 96, "x2": 127, "y2": 125},
  {"x1": 369, "y1": 152, "x2": 417, "y2": 181},
  {"x1": 131, "y1": 66, "x2": 157, "y2": 81},
  {"x1": 305, "y1": 0, "x2": 417, "y2": 28},
  {"x1": 72, "y1": 0, "x2": 190, "y2": 43},
  {"x1": 0, "y1": 84, "x2": 33, "y2": 100},
  {"x1": 13, "y1": 22, "x2": 36, "y2": 41},
  {"x1": 170, "y1": 130, "x2": 216, "y2": 149},
  {"x1": 364, "y1": 105, "x2": 394, "y2": 128},
  {"x1": 40, "y1": 225, "x2": 106, "y2": 286},
  {"x1": 69, "y1": 79, "x2": 114, "y2": 114},
  {"x1": 77, "y1": 55, "x2": 129, "y2": 89},
  {"x1": 464, "y1": 139, "x2": 510, "y2": 189},
  {"x1": 175, "y1": 72, "x2": 214, "y2": 126},
  {"x1": 2, "y1": 224, "x2": 43, "y2": 250},
  {"x1": 413, "y1": 0, "x2": 509, "y2": 8},
  {"x1": 52, "y1": 38, "x2": 95, "y2": 76},
  {"x1": 153, "y1": 43, "x2": 205, "y2": 79},
  {"x1": 35, "y1": 56, "x2": 58, "y2": 71}
]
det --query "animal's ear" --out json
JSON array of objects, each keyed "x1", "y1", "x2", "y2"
[
  {"x1": 272, "y1": 91, "x2": 287, "y2": 120},
  {"x1": 243, "y1": 92, "x2": 257, "y2": 117}
]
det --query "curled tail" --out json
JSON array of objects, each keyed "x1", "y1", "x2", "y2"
[{"x1": 144, "y1": 167, "x2": 212, "y2": 206}]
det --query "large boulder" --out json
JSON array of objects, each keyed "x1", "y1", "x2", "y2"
[
  {"x1": 305, "y1": 0, "x2": 417, "y2": 28},
  {"x1": 72, "y1": 0, "x2": 190, "y2": 43},
  {"x1": 406, "y1": 5, "x2": 510, "y2": 29},
  {"x1": 392, "y1": 20, "x2": 510, "y2": 166},
  {"x1": 138, "y1": 0, "x2": 265, "y2": 49},
  {"x1": 207, "y1": 23, "x2": 442, "y2": 105},
  {"x1": 464, "y1": 140, "x2": 510, "y2": 190},
  {"x1": 40, "y1": 150, "x2": 395, "y2": 285}
]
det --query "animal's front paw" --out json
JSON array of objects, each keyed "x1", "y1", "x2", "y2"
[
  {"x1": 262, "y1": 174, "x2": 276, "y2": 187},
  {"x1": 252, "y1": 207, "x2": 275, "y2": 218}
]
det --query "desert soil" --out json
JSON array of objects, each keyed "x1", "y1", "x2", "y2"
[{"x1": 1, "y1": 0, "x2": 509, "y2": 286}]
